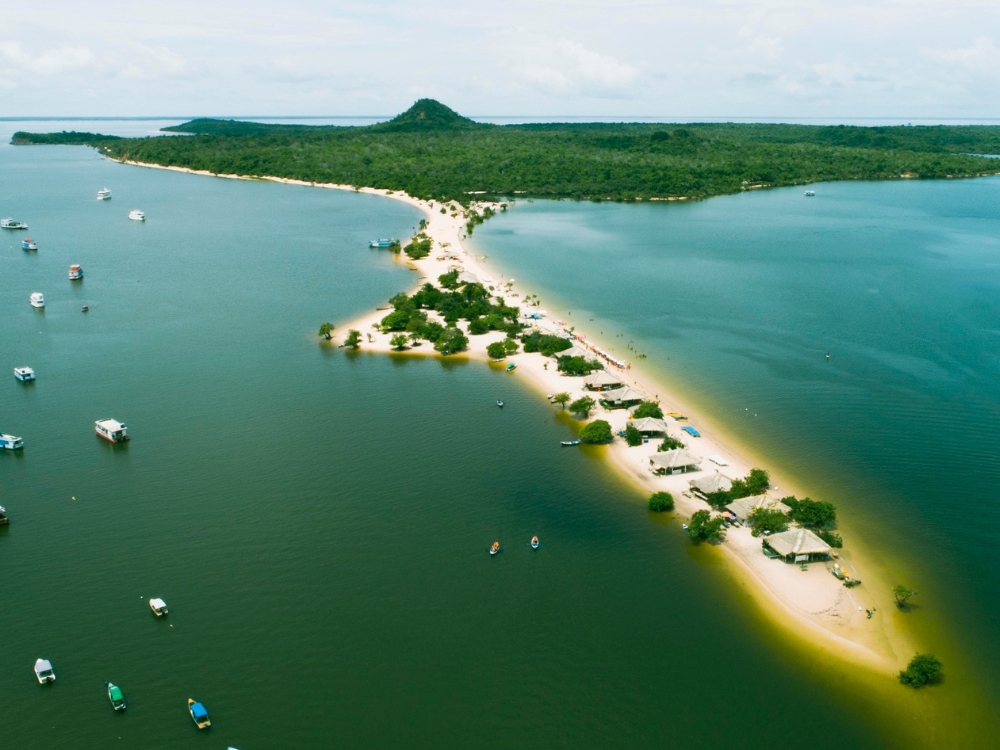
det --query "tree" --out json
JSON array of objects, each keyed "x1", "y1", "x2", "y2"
[
  {"x1": 658, "y1": 436, "x2": 685, "y2": 451},
  {"x1": 344, "y1": 329, "x2": 362, "y2": 349},
  {"x1": 552, "y1": 392, "x2": 571, "y2": 409},
  {"x1": 486, "y1": 341, "x2": 508, "y2": 360},
  {"x1": 899, "y1": 654, "x2": 943, "y2": 688},
  {"x1": 632, "y1": 401, "x2": 663, "y2": 419},
  {"x1": 569, "y1": 396, "x2": 596, "y2": 418},
  {"x1": 728, "y1": 468, "x2": 771, "y2": 501},
  {"x1": 390, "y1": 334, "x2": 409, "y2": 350},
  {"x1": 746, "y1": 507, "x2": 790, "y2": 537},
  {"x1": 687, "y1": 510, "x2": 726, "y2": 543},
  {"x1": 434, "y1": 326, "x2": 468, "y2": 355},
  {"x1": 785, "y1": 497, "x2": 837, "y2": 529},
  {"x1": 556, "y1": 355, "x2": 603, "y2": 376},
  {"x1": 816, "y1": 530, "x2": 843, "y2": 548},
  {"x1": 648, "y1": 491, "x2": 674, "y2": 512},
  {"x1": 318, "y1": 322, "x2": 334, "y2": 339},
  {"x1": 892, "y1": 585, "x2": 918, "y2": 609},
  {"x1": 579, "y1": 420, "x2": 613, "y2": 443},
  {"x1": 624, "y1": 422, "x2": 643, "y2": 447}
]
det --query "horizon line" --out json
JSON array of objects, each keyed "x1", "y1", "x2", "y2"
[{"x1": 4, "y1": 115, "x2": 1000, "y2": 123}]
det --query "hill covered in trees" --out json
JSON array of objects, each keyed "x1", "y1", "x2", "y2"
[{"x1": 13, "y1": 99, "x2": 1000, "y2": 203}]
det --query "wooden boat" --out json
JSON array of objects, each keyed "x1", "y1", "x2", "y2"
[
  {"x1": 530, "y1": 536, "x2": 540, "y2": 549},
  {"x1": 34, "y1": 659, "x2": 55, "y2": 684},
  {"x1": 188, "y1": 699, "x2": 211, "y2": 729},
  {"x1": 148, "y1": 598, "x2": 168, "y2": 617},
  {"x1": 560, "y1": 440, "x2": 581, "y2": 446},
  {"x1": 105, "y1": 681, "x2": 126, "y2": 711},
  {"x1": 489, "y1": 541, "x2": 501, "y2": 556}
]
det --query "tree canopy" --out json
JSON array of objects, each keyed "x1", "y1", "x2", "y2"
[
  {"x1": 648, "y1": 491, "x2": 675, "y2": 512},
  {"x1": 579, "y1": 420, "x2": 613, "y2": 443},
  {"x1": 899, "y1": 654, "x2": 943, "y2": 688},
  {"x1": 687, "y1": 510, "x2": 726, "y2": 543}
]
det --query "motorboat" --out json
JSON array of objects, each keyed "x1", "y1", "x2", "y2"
[
  {"x1": 128, "y1": 210, "x2": 145, "y2": 221},
  {"x1": 14, "y1": 367, "x2": 35, "y2": 382},
  {"x1": 1, "y1": 217, "x2": 29, "y2": 230},
  {"x1": 506, "y1": 363, "x2": 516, "y2": 372},
  {"x1": 105, "y1": 681, "x2": 126, "y2": 711},
  {"x1": 496, "y1": 400, "x2": 504, "y2": 408},
  {"x1": 30, "y1": 292, "x2": 45, "y2": 308},
  {"x1": 560, "y1": 440, "x2": 581, "y2": 446},
  {"x1": 0, "y1": 505, "x2": 9, "y2": 526},
  {"x1": 149, "y1": 598, "x2": 168, "y2": 617},
  {"x1": 82, "y1": 305, "x2": 90, "y2": 312},
  {"x1": 95, "y1": 418, "x2": 129, "y2": 443},
  {"x1": 530, "y1": 536, "x2": 540, "y2": 549},
  {"x1": 369, "y1": 238, "x2": 396, "y2": 248},
  {"x1": 804, "y1": 190, "x2": 816, "y2": 197},
  {"x1": 1, "y1": 434, "x2": 24, "y2": 451},
  {"x1": 69, "y1": 264, "x2": 84, "y2": 280},
  {"x1": 188, "y1": 699, "x2": 211, "y2": 729},
  {"x1": 21, "y1": 238, "x2": 37, "y2": 250},
  {"x1": 34, "y1": 659, "x2": 55, "y2": 684},
  {"x1": 97, "y1": 188, "x2": 112, "y2": 200},
  {"x1": 489, "y1": 541, "x2": 501, "y2": 556}
]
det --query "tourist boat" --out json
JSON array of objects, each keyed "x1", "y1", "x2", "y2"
[
  {"x1": 530, "y1": 536, "x2": 540, "y2": 549},
  {"x1": 1, "y1": 434, "x2": 25, "y2": 451},
  {"x1": 128, "y1": 210, "x2": 145, "y2": 221},
  {"x1": 105, "y1": 681, "x2": 126, "y2": 711},
  {"x1": 804, "y1": 190, "x2": 816, "y2": 196},
  {"x1": 188, "y1": 699, "x2": 211, "y2": 729},
  {"x1": 21, "y1": 238, "x2": 37, "y2": 250},
  {"x1": 30, "y1": 292, "x2": 45, "y2": 308},
  {"x1": 369, "y1": 238, "x2": 395, "y2": 248},
  {"x1": 489, "y1": 541, "x2": 501, "y2": 556},
  {"x1": 0, "y1": 505, "x2": 8, "y2": 526},
  {"x1": 97, "y1": 188, "x2": 112, "y2": 200},
  {"x1": 1, "y1": 217, "x2": 29, "y2": 230},
  {"x1": 560, "y1": 439, "x2": 581, "y2": 446},
  {"x1": 148, "y1": 597, "x2": 168, "y2": 617},
  {"x1": 69, "y1": 264, "x2": 84, "y2": 280},
  {"x1": 95, "y1": 418, "x2": 129, "y2": 443},
  {"x1": 496, "y1": 399, "x2": 504, "y2": 408},
  {"x1": 34, "y1": 659, "x2": 55, "y2": 684},
  {"x1": 14, "y1": 367, "x2": 35, "y2": 382}
]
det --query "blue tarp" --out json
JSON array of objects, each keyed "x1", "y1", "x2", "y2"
[
  {"x1": 192, "y1": 703, "x2": 208, "y2": 718},
  {"x1": 682, "y1": 425, "x2": 701, "y2": 437}
]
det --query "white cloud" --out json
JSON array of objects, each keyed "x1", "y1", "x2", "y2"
[
  {"x1": 514, "y1": 38, "x2": 639, "y2": 96},
  {"x1": 0, "y1": 41, "x2": 95, "y2": 75},
  {"x1": 932, "y1": 36, "x2": 1000, "y2": 74}
]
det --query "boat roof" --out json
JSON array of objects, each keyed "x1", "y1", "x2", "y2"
[
  {"x1": 96, "y1": 419, "x2": 125, "y2": 430},
  {"x1": 14, "y1": 366, "x2": 34, "y2": 373},
  {"x1": 35, "y1": 659, "x2": 53, "y2": 671},
  {"x1": 191, "y1": 702, "x2": 208, "y2": 717},
  {"x1": 109, "y1": 685, "x2": 124, "y2": 699},
  {"x1": 149, "y1": 598, "x2": 166, "y2": 607}
]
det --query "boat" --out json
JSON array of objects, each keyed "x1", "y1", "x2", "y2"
[
  {"x1": 1, "y1": 218, "x2": 29, "y2": 230},
  {"x1": 188, "y1": 699, "x2": 211, "y2": 729},
  {"x1": 489, "y1": 541, "x2": 501, "y2": 556},
  {"x1": 81, "y1": 305, "x2": 90, "y2": 312},
  {"x1": 34, "y1": 659, "x2": 55, "y2": 684},
  {"x1": 21, "y1": 238, "x2": 37, "y2": 250},
  {"x1": 95, "y1": 418, "x2": 129, "y2": 443},
  {"x1": 530, "y1": 536, "x2": 540, "y2": 549},
  {"x1": 0, "y1": 505, "x2": 8, "y2": 526},
  {"x1": 97, "y1": 188, "x2": 112, "y2": 200},
  {"x1": 506, "y1": 363, "x2": 517, "y2": 372},
  {"x1": 560, "y1": 440, "x2": 581, "y2": 446},
  {"x1": 804, "y1": 190, "x2": 816, "y2": 197},
  {"x1": 1, "y1": 434, "x2": 25, "y2": 451},
  {"x1": 148, "y1": 598, "x2": 168, "y2": 617},
  {"x1": 369, "y1": 238, "x2": 396, "y2": 248},
  {"x1": 496, "y1": 400, "x2": 504, "y2": 408},
  {"x1": 30, "y1": 292, "x2": 45, "y2": 308},
  {"x1": 69, "y1": 264, "x2": 84, "y2": 280},
  {"x1": 105, "y1": 681, "x2": 126, "y2": 711},
  {"x1": 128, "y1": 210, "x2": 145, "y2": 221},
  {"x1": 14, "y1": 367, "x2": 35, "y2": 382},
  {"x1": 681, "y1": 425, "x2": 701, "y2": 437}
]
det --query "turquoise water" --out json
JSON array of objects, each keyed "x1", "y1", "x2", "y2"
[{"x1": 0, "y1": 124, "x2": 994, "y2": 749}]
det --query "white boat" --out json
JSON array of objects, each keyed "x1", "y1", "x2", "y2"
[
  {"x1": 804, "y1": 190, "x2": 816, "y2": 197},
  {"x1": 128, "y1": 210, "x2": 145, "y2": 221},
  {"x1": 29, "y1": 292, "x2": 45, "y2": 308},
  {"x1": 530, "y1": 536, "x2": 540, "y2": 549},
  {"x1": 69, "y1": 264, "x2": 84, "y2": 280},
  {"x1": 369, "y1": 238, "x2": 396, "y2": 248},
  {"x1": 1, "y1": 434, "x2": 24, "y2": 450},
  {"x1": 14, "y1": 367, "x2": 35, "y2": 382},
  {"x1": 95, "y1": 418, "x2": 129, "y2": 443},
  {"x1": 34, "y1": 659, "x2": 55, "y2": 684},
  {"x1": 1, "y1": 217, "x2": 29, "y2": 230},
  {"x1": 97, "y1": 188, "x2": 112, "y2": 200},
  {"x1": 148, "y1": 598, "x2": 168, "y2": 617},
  {"x1": 21, "y1": 238, "x2": 37, "y2": 250}
]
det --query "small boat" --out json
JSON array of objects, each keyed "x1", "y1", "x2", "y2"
[
  {"x1": 506, "y1": 363, "x2": 516, "y2": 372},
  {"x1": 369, "y1": 238, "x2": 396, "y2": 248},
  {"x1": 14, "y1": 367, "x2": 35, "y2": 382},
  {"x1": 530, "y1": 536, "x2": 540, "y2": 549},
  {"x1": 128, "y1": 210, "x2": 145, "y2": 221},
  {"x1": 97, "y1": 188, "x2": 112, "y2": 200},
  {"x1": 82, "y1": 305, "x2": 90, "y2": 312},
  {"x1": 560, "y1": 440, "x2": 581, "y2": 446},
  {"x1": 149, "y1": 598, "x2": 168, "y2": 617},
  {"x1": 496, "y1": 400, "x2": 504, "y2": 408},
  {"x1": 804, "y1": 190, "x2": 816, "y2": 197},
  {"x1": 21, "y1": 238, "x2": 37, "y2": 250},
  {"x1": 95, "y1": 418, "x2": 129, "y2": 443},
  {"x1": 30, "y1": 292, "x2": 45, "y2": 308},
  {"x1": 1, "y1": 434, "x2": 24, "y2": 450},
  {"x1": 0, "y1": 505, "x2": 8, "y2": 526},
  {"x1": 69, "y1": 264, "x2": 84, "y2": 280},
  {"x1": 1, "y1": 217, "x2": 29, "y2": 230},
  {"x1": 188, "y1": 699, "x2": 211, "y2": 729},
  {"x1": 105, "y1": 681, "x2": 126, "y2": 711},
  {"x1": 681, "y1": 425, "x2": 701, "y2": 437},
  {"x1": 34, "y1": 659, "x2": 55, "y2": 684},
  {"x1": 489, "y1": 541, "x2": 501, "y2": 556},
  {"x1": 682, "y1": 524, "x2": 689, "y2": 531}
]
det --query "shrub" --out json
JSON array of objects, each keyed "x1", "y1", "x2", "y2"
[
  {"x1": 569, "y1": 396, "x2": 596, "y2": 418},
  {"x1": 579, "y1": 420, "x2": 613, "y2": 444},
  {"x1": 557, "y1": 355, "x2": 603, "y2": 376},
  {"x1": 438, "y1": 270, "x2": 460, "y2": 289},
  {"x1": 785, "y1": 497, "x2": 837, "y2": 529},
  {"x1": 404, "y1": 234, "x2": 432, "y2": 259},
  {"x1": 318, "y1": 322, "x2": 334, "y2": 339},
  {"x1": 648, "y1": 492, "x2": 674, "y2": 512},
  {"x1": 390, "y1": 334, "x2": 409, "y2": 350},
  {"x1": 633, "y1": 401, "x2": 663, "y2": 419},
  {"x1": 899, "y1": 654, "x2": 943, "y2": 688},
  {"x1": 522, "y1": 332, "x2": 572, "y2": 356},
  {"x1": 746, "y1": 507, "x2": 790, "y2": 537},
  {"x1": 380, "y1": 309, "x2": 412, "y2": 331},
  {"x1": 624, "y1": 422, "x2": 643, "y2": 447},
  {"x1": 892, "y1": 585, "x2": 918, "y2": 608},
  {"x1": 344, "y1": 329, "x2": 362, "y2": 349},
  {"x1": 486, "y1": 341, "x2": 508, "y2": 360},
  {"x1": 816, "y1": 530, "x2": 843, "y2": 548},
  {"x1": 434, "y1": 326, "x2": 468, "y2": 355},
  {"x1": 468, "y1": 317, "x2": 490, "y2": 335},
  {"x1": 687, "y1": 510, "x2": 726, "y2": 543},
  {"x1": 658, "y1": 436, "x2": 685, "y2": 451}
]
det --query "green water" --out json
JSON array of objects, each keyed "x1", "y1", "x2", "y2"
[{"x1": 1, "y1": 126, "x2": 994, "y2": 749}]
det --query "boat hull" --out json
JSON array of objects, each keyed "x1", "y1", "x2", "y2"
[{"x1": 96, "y1": 431, "x2": 129, "y2": 444}]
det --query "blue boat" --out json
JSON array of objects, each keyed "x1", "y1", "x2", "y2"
[
  {"x1": 188, "y1": 698, "x2": 211, "y2": 729},
  {"x1": 682, "y1": 425, "x2": 701, "y2": 438},
  {"x1": 368, "y1": 238, "x2": 396, "y2": 248}
]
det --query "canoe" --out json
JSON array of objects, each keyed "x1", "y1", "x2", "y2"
[{"x1": 560, "y1": 440, "x2": 581, "y2": 446}]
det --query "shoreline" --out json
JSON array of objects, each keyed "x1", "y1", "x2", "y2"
[{"x1": 118, "y1": 157, "x2": 918, "y2": 674}]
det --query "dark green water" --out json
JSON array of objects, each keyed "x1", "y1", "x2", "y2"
[{"x1": 1, "y1": 126, "x2": 994, "y2": 749}]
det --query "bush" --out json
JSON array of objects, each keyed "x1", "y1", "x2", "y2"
[
  {"x1": 438, "y1": 270, "x2": 460, "y2": 289},
  {"x1": 434, "y1": 326, "x2": 468, "y2": 355},
  {"x1": 816, "y1": 530, "x2": 843, "y2": 548},
  {"x1": 648, "y1": 492, "x2": 674, "y2": 512},
  {"x1": 579, "y1": 420, "x2": 613, "y2": 444},
  {"x1": 557, "y1": 355, "x2": 603, "y2": 376},
  {"x1": 344, "y1": 329, "x2": 362, "y2": 349},
  {"x1": 746, "y1": 507, "x2": 790, "y2": 537},
  {"x1": 899, "y1": 654, "x2": 943, "y2": 688},
  {"x1": 380, "y1": 309, "x2": 412, "y2": 331},
  {"x1": 624, "y1": 422, "x2": 643, "y2": 447},
  {"x1": 486, "y1": 341, "x2": 508, "y2": 360},
  {"x1": 730, "y1": 468, "x2": 770, "y2": 498},
  {"x1": 318, "y1": 322, "x2": 334, "y2": 339},
  {"x1": 632, "y1": 401, "x2": 663, "y2": 419},
  {"x1": 522, "y1": 332, "x2": 572, "y2": 356},
  {"x1": 785, "y1": 497, "x2": 837, "y2": 529},
  {"x1": 468, "y1": 317, "x2": 490, "y2": 335},
  {"x1": 687, "y1": 510, "x2": 726, "y2": 543},
  {"x1": 404, "y1": 234, "x2": 432, "y2": 259},
  {"x1": 569, "y1": 396, "x2": 596, "y2": 417},
  {"x1": 390, "y1": 334, "x2": 409, "y2": 350},
  {"x1": 658, "y1": 436, "x2": 685, "y2": 451}
]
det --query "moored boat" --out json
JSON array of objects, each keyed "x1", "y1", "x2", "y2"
[
  {"x1": 97, "y1": 188, "x2": 112, "y2": 200},
  {"x1": 128, "y1": 210, "x2": 145, "y2": 221},
  {"x1": 69, "y1": 264, "x2": 84, "y2": 280},
  {"x1": 21, "y1": 238, "x2": 37, "y2": 250},
  {"x1": 105, "y1": 681, "x2": 126, "y2": 711},
  {"x1": 560, "y1": 439, "x2": 580, "y2": 446},
  {"x1": 0, "y1": 505, "x2": 9, "y2": 525},
  {"x1": 30, "y1": 292, "x2": 45, "y2": 308},
  {"x1": 506, "y1": 363, "x2": 516, "y2": 372},
  {"x1": 34, "y1": 659, "x2": 55, "y2": 684},
  {"x1": 489, "y1": 541, "x2": 501, "y2": 556},
  {"x1": 369, "y1": 238, "x2": 396, "y2": 248},
  {"x1": 95, "y1": 418, "x2": 129, "y2": 443},
  {"x1": 1, "y1": 217, "x2": 29, "y2": 230},
  {"x1": 496, "y1": 400, "x2": 504, "y2": 408},
  {"x1": 149, "y1": 597, "x2": 168, "y2": 617},
  {"x1": 530, "y1": 536, "x2": 540, "y2": 549},
  {"x1": 1, "y1": 434, "x2": 24, "y2": 450},
  {"x1": 188, "y1": 699, "x2": 211, "y2": 729},
  {"x1": 14, "y1": 367, "x2": 35, "y2": 382}
]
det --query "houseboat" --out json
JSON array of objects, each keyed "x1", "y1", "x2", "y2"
[
  {"x1": 97, "y1": 188, "x2": 112, "y2": 200},
  {"x1": 95, "y1": 419, "x2": 129, "y2": 443},
  {"x1": 148, "y1": 598, "x2": 168, "y2": 617},
  {"x1": 14, "y1": 367, "x2": 35, "y2": 382},
  {"x1": 369, "y1": 238, "x2": 396, "y2": 248},
  {"x1": 69, "y1": 264, "x2": 84, "y2": 280},
  {"x1": 105, "y1": 681, "x2": 127, "y2": 711},
  {"x1": 34, "y1": 659, "x2": 55, "y2": 684},
  {"x1": 188, "y1": 699, "x2": 211, "y2": 729},
  {"x1": 21, "y1": 238, "x2": 37, "y2": 250},
  {"x1": 1, "y1": 217, "x2": 29, "y2": 230},
  {"x1": 30, "y1": 292, "x2": 45, "y2": 308},
  {"x1": 128, "y1": 210, "x2": 145, "y2": 221},
  {"x1": 1, "y1": 434, "x2": 24, "y2": 451},
  {"x1": 0, "y1": 505, "x2": 8, "y2": 526}
]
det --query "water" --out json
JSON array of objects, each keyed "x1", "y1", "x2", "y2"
[{"x1": 0, "y1": 125, "x2": 995, "y2": 749}]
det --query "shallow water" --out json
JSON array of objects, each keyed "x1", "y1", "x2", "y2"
[{"x1": 1, "y1": 124, "x2": 995, "y2": 749}]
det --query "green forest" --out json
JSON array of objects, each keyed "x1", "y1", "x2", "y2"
[{"x1": 13, "y1": 99, "x2": 1000, "y2": 203}]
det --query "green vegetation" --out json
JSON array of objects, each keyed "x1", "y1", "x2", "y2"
[
  {"x1": 632, "y1": 401, "x2": 664, "y2": 419},
  {"x1": 648, "y1": 491, "x2": 675, "y2": 512},
  {"x1": 318, "y1": 322, "x2": 334, "y2": 339},
  {"x1": 579, "y1": 420, "x2": 613, "y2": 444},
  {"x1": 746, "y1": 507, "x2": 790, "y2": 537},
  {"x1": 784, "y1": 497, "x2": 837, "y2": 529},
  {"x1": 556, "y1": 355, "x2": 603, "y2": 376},
  {"x1": 390, "y1": 333, "x2": 409, "y2": 350},
  {"x1": 486, "y1": 339, "x2": 518, "y2": 359},
  {"x1": 433, "y1": 326, "x2": 468, "y2": 355},
  {"x1": 816, "y1": 530, "x2": 843, "y2": 548},
  {"x1": 552, "y1": 392, "x2": 571, "y2": 410},
  {"x1": 569, "y1": 396, "x2": 596, "y2": 418},
  {"x1": 687, "y1": 510, "x2": 726, "y2": 543},
  {"x1": 899, "y1": 654, "x2": 943, "y2": 688},
  {"x1": 624, "y1": 422, "x2": 643, "y2": 447},
  {"x1": 704, "y1": 468, "x2": 771, "y2": 510},
  {"x1": 522, "y1": 331, "x2": 572, "y2": 356},
  {"x1": 658, "y1": 435, "x2": 685, "y2": 451},
  {"x1": 344, "y1": 329, "x2": 362, "y2": 349},
  {"x1": 12, "y1": 130, "x2": 122, "y2": 145},
  {"x1": 19, "y1": 99, "x2": 1000, "y2": 204},
  {"x1": 892, "y1": 585, "x2": 918, "y2": 609},
  {"x1": 403, "y1": 233, "x2": 433, "y2": 259}
]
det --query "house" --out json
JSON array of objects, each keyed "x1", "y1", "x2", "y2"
[
  {"x1": 689, "y1": 472, "x2": 731, "y2": 499},
  {"x1": 725, "y1": 494, "x2": 791, "y2": 524},
  {"x1": 630, "y1": 417, "x2": 667, "y2": 436},
  {"x1": 762, "y1": 528, "x2": 832, "y2": 563},
  {"x1": 584, "y1": 370, "x2": 623, "y2": 391},
  {"x1": 649, "y1": 449, "x2": 702, "y2": 475},
  {"x1": 600, "y1": 385, "x2": 647, "y2": 409}
]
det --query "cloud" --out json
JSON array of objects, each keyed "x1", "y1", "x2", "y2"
[
  {"x1": 514, "y1": 38, "x2": 639, "y2": 96},
  {"x1": 932, "y1": 36, "x2": 1000, "y2": 75},
  {"x1": 0, "y1": 41, "x2": 94, "y2": 75}
]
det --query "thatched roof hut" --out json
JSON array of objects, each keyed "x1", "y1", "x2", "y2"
[
  {"x1": 726, "y1": 495, "x2": 791, "y2": 523},
  {"x1": 689, "y1": 472, "x2": 731, "y2": 498},
  {"x1": 631, "y1": 417, "x2": 667, "y2": 436},
  {"x1": 601, "y1": 385, "x2": 647, "y2": 408},
  {"x1": 584, "y1": 370, "x2": 623, "y2": 391},
  {"x1": 763, "y1": 528, "x2": 832, "y2": 562},
  {"x1": 649, "y1": 449, "x2": 701, "y2": 475}
]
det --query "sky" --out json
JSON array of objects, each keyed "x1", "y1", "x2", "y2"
[{"x1": 2, "y1": 0, "x2": 999, "y2": 120}]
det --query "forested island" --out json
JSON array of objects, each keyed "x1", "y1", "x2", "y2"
[{"x1": 12, "y1": 99, "x2": 1000, "y2": 202}]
